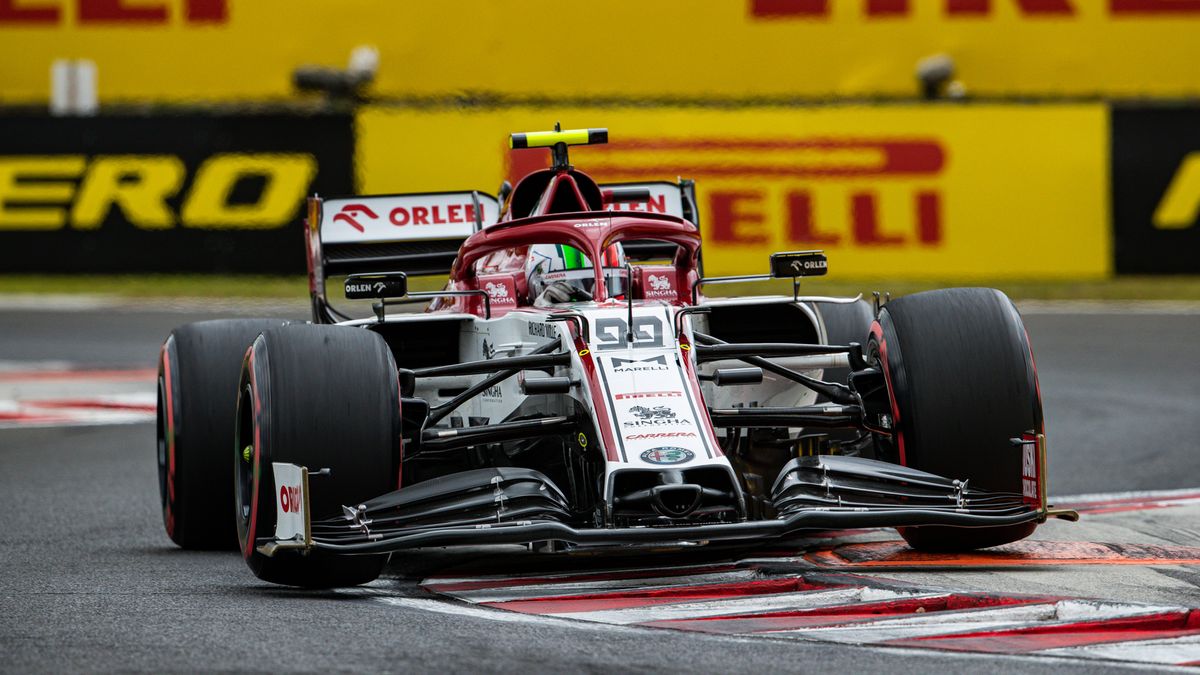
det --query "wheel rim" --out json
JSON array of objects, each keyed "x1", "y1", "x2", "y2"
[
  {"x1": 156, "y1": 375, "x2": 169, "y2": 510},
  {"x1": 234, "y1": 382, "x2": 256, "y2": 528}
]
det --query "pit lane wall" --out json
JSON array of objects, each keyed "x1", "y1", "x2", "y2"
[
  {"x1": 357, "y1": 104, "x2": 1110, "y2": 280},
  {"x1": 4, "y1": 1, "x2": 1200, "y2": 102}
]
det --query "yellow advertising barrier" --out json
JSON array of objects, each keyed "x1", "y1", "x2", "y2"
[
  {"x1": 357, "y1": 104, "x2": 1108, "y2": 280},
  {"x1": 2, "y1": 1, "x2": 1200, "y2": 102}
]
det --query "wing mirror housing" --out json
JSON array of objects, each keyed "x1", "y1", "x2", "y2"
[
  {"x1": 345, "y1": 272, "x2": 408, "y2": 299},
  {"x1": 769, "y1": 250, "x2": 828, "y2": 278}
]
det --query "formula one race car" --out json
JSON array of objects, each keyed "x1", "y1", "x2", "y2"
[{"x1": 156, "y1": 126, "x2": 1077, "y2": 587}]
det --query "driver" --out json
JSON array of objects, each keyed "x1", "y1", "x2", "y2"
[{"x1": 526, "y1": 243, "x2": 626, "y2": 306}]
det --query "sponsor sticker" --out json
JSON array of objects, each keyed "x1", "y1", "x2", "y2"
[
  {"x1": 272, "y1": 462, "x2": 307, "y2": 542},
  {"x1": 527, "y1": 322, "x2": 559, "y2": 339},
  {"x1": 626, "y1": 432, "x2": 697, "y2": 440},
  {"x1": 614, "y1": 391, "x2": 682, "y2": 400},
  {"x1": 643, "y1": 274, "x2": 675, "y2": 299},
  {"x1": 482, "y1": 280, "x2": 514, "y2": 305},
  {"x1": 623, "y1": 404, "x2": 693, "y2": 427},
  {"x1": 610, "y1": 355, "x2": 669, "y2": 372},
  {"x1": 640, "y1": 446, "x2": 695, "y2": 465},
  {"x1": 1022, "y1": 441, "x2": 1039, "y2": 501}
]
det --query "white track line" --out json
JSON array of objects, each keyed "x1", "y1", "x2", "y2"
[
  {"x1": 441, "y1": 569, "x2": 762, "y2": 604},
  {"x1": 423, "y1": 561, "x2": 737, "y2": 588},
  {"x1": 552, "y1": 586, "x2": 919, "y2": 624},
  {"x1": 1041, "y1": 634, "x2": 1200, "y2": 665},
  {"x1": 769, "y1": 601, "x2": 1181, "y2": 643},
  {"x1": 1051, "y1": 486, "x2": 1200, "y2": 503}
]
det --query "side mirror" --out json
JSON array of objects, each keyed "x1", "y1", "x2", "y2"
[
  {"x1": 345, "y1": 272, "x2": 408, "y2": 299},
  {"x1": 769, "y1": 250, "x2": 828, "y2": 279}
]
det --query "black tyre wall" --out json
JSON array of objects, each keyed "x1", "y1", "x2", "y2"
[
  {"x1": 158, "y1": 319, "x2": 289, "y2": 549},
  {"x1": 873, "y1": 288, "x2": 1042, "y2": 550},
  {"x1": 813, "y1": 298, "x2": 874, "y2": 391},
  {"x1": 236, "y1": 324, "x2": 400, "y2": 587}
]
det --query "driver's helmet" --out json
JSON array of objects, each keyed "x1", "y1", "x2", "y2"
[{"x1": 526, "y1": 243, "x2": 627, "y2": 303}]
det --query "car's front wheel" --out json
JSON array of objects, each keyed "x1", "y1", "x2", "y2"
[
  {"x1": 235, "y1": 324, "x2": 400, "y2": 587},
  {"x1": 872, "y1": 288, "x2": 1043, "y2": 551}
]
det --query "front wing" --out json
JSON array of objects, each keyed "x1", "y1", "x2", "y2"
[{"x1": 255, "y1": 450, "x2": 1078, "y2": 558}]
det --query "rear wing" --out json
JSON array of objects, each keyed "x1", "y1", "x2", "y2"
[
  {"x1": 305, "y1": 190, "x2": 499, "y2": 321},
  {"x1": 599, "y1": 179, "x2": 700, "y2": 265}
]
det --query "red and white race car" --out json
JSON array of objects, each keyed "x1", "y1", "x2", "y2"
[{"x1": 155, "y1": 126, "x2": 1076, "y2": 587}]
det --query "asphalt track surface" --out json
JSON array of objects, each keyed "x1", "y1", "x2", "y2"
[{"x1": 1, "y1": 302, "x2": 1198, "y2": 673}]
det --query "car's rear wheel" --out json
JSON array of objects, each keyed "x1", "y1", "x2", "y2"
[
  {"x1": 235, "y1": 324, "x2": 400, "y2": 587},
  {"x1": 158, "y1": 319, "x2": 289, "y2": 549},
  {"x1": 871, "y1": 288, "x2": 1042, "y2": 551}
]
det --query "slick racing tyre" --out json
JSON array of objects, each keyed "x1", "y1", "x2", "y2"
[
  {"x1": 158, "y1": 319, "x2": 289, "y2": 549},
  {"x1": 235, "y1": 324, "x2": 400, "y2": 587},
  {"x1": 871, "y1": 288, "x2": 1042, "y2": 551}
]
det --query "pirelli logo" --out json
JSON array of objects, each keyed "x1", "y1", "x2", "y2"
[
  {"x1": 512, "y1": 137, "x2": 947, "y2": 248},
  {"x1": 0, "y1": 153, "x2": 316, "y2": 231},
  {"x1": 749, "y1": 0, "x2": 1200, "y2": 19}
]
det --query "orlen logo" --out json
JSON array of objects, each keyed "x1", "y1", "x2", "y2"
[
  {"x1": 748, "y1": 0, "x2": 1200, "y2": 20},
  {"x1": 333, "y1": 204, "x2": 378, "y2": 233},
  {"x1": 388, "y1": 203, "x2": 485, "y2": 227},
  {"x1": 0, "y1": 153, "x2": 316, "y2": 231},
  {"x1": 545, "y1": 137, "x2": 947, "y2": 249},
  {"x1": 279, "y1": 484, "x2": 302, "y2": 513}
]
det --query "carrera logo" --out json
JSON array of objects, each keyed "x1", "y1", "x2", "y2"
[
  {"x1": 615, "y1": 391, "x2": 682, "y2": 400},
  {"x1": 748, "y1": 0, "x2": 1200, "y2": 19},
  {"x1": 627, "y1": 432, "x2": 698, "y2": 440},
  {"x1": 0, "y1": 153, "x2": 316, "y2": 231},
  {"x1": 279, "y1": 484, "x2": 302, "y2": 513}
]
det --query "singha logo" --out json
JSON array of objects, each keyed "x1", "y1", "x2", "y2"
[
  {"x1": 484, "y1": 282, "x2": 511, "y2": 301},
  {"x1": 646, "y1": 274, "x2": 671, "y2": 291},
  {"x1": 630, "y1": 405, "x2": 675, "y2": 420}
]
